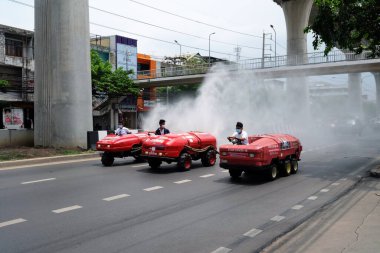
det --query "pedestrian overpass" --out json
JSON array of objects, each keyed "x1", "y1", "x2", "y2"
[{"x1": 135, "y1": 50, "x2": 380, "y2": 88}]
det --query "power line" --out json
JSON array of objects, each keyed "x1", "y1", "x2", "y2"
[
  {"x1": 128, "y1": 0, "x2": 263, "y2": 39},
  {"x1": 89, "y1": 5, "x2": 262, "y2": 50},
  {"x1": 8, "y1": 0, "x2": 256, "y2": 58},
  {"x1": 90, "y1": 23, "x2": 255, "y2": 59}
]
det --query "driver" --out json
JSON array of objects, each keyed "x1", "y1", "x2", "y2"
[
  {"x1": 115, "y1": 124, "x2": 132, "y2": 136},
  {"x1": 228, "y1": 122, "x2": 248, "y2": 145}
]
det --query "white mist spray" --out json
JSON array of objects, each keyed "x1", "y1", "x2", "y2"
[{"x1": 143, "y1": 65, "x2": 335, "y2": 146}]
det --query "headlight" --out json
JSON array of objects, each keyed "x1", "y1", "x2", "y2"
[
  {"x1": 145, "y1": 151, "x2": 148, "y2": 155},
  {"x1": 249, "y1": 153, "x2": 255, "y2": 158},
  {"x1": 97, "y1": 144, "x2": 101, "y2": 148},
  {"x1": 107, "y1": 145, "x2": 110, "y2": 148}
]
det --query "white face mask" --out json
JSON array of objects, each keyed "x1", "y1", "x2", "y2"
[
  {"x1": 236, "y1": 128, "x2": 242, "y2": 134},
  {"x1": 160, "y1": 125, "x2": 165, "y2": 129}
]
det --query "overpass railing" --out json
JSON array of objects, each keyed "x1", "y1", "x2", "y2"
[{"x1": 136, "y1": 50, "x2": 378, "y2": 80}]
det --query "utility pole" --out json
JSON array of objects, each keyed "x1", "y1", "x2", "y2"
[
  {"x1": 270, "y1": 25, "x2": 277, "y2": 67},
  {"x1": 262, "y1": 32, "x2": 266, "y2": 68},
  {"x1": 208, "y1": 32, "x2": 215, "y2": 65}
]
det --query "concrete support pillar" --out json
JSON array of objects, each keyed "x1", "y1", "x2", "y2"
[
  {"x1": 281, "y1": 0, "x2": 314, "y2": 62},
  {"x1": 34, "y1": 0, "x2": 93, "y2": 148},
  {"x1": 0, "y1": 31, "x2": 5, "y2": 63},
  {"x1": 373, "y1": 72, "x2": 380, "y2": 114},
  {"x1": 347, "y1": 73, "x2": 362, "y2": 116}
]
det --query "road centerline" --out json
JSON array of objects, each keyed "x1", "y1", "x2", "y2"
[
  {"x1": 210, "y1": 247, "x2": 232, "y2": 253},
  {"x1": 52, "y1": 205, "x2": 82, "y2": 214},
  {"x1": 144, "y1": 186, "x2": 163, "y2": 192},
  {"x1": 292, "y1": 205, "x2": 304, "y2": 210},
  {"x1": 0, "y1": 218, "x2": 27, "y2": 228},
  {"x1": 103, "y1": 194, "x2": 130, "y2": 201},
  {"x1": 174, "y1": 179, "x2": 192, "y2": 184},
  {"x1": 200, "y1": 174, "x2": 215, "y2": 178},
  {"x1": 244, "y1": 228, "x2": 263, "y2": 238},
  {"x1": 21, "y1": 178, "x2": 56, "y2": 185}
]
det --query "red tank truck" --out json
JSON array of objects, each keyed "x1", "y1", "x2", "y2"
[
  {"x1": 141, "y1": 132, "x2": 217, "y2": 171},
  {"x1": 96, "y1": 133, "x2": 151, "y2": 166},
  {"x1": 219, "y1": 134, "x2": 302, "y2": 180}
]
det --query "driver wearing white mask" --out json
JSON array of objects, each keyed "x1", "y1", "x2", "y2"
[{"x1": 227, "y1": 122, "x2": 248, "y2": 145}]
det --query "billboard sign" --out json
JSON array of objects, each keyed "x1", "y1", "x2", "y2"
[{"x1": 3, "y1": 108, "x2": 24, "y2": 129}]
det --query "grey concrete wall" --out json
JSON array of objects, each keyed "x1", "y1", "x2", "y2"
[
  {"x1": 34, "y1": 0, "x2": 93, "y2": 148},
  {"x1": 0, "y1": 130, "x2": 34, "y2": 147}
]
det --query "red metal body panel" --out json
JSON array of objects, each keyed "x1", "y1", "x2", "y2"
[
  {"x1": 219, "y1": 134, "x2": 302, "y2": 170},
  {"x1": 141, "y1": 132, "x2": 217, "y2": 159},
  {"x1": 96, "y1": 133, "x2": 149, "y2": 152}
]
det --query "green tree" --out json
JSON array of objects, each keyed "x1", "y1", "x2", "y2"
[
  {"x1": 305, "y1": 0, "x2": 380, "y2": 56},
  {"x1": 91, "y1": 50, "x2": 139, "y2": 96}
]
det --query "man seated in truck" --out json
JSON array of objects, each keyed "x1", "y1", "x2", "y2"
[
  {"x1": 155, "y1": 119, "x2": 170, "y2": 135},
  {"x1": 227, "y1": 121, "x2": 248, "y2": 145},
  {"x1": 115, "y1": 124, "x2": 132, "y2": 136}
]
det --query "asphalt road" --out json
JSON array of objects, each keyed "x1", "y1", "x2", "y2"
[{"x1": 1, "y1": 134, "x2": 380, "y2": 253}]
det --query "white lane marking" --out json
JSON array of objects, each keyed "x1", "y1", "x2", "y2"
[
  {"x1": 292, "y1": 205, "x2": 304, "y2": 210},
  {"x1": 308, "y1": 196, "x2": 318, "y2": 200},
  {"x1": 52, "y1": 205, "x2": 82, "y2": 214},
  {"x1": 210, "y1": 247, "x2": 232, "y2": 253},
  {"x1": 103, "y1": 194, "x2": 130, "y2": 201},
  {"x1": 320, "y1": 189, "x2": 330, "y2": 193},
  {"x1": 340, "y1": 178, "x2": 347, "y2": 181},
  {"x1": 132, "y1": 164, "x2": 148, "y2": 168},
  {"x1": 270, "y1": 216, "x2": 285, "y2": 222},
  {"x1": 244, "y1": 228, "x2": 263, "y2": 238},
  {"x1": 331, "y1": 182, "x2": 340, "y2": 186},
  {"x1": 174, "y1": 179, "x2": 192, "y2": 184},
  {"x1": 21, "y1": 178, "x2": 56, "y2": 185},
  {"x1": 221, "y1": 170, "x2": 229, "y2": 173},
  {"x1": 144, "y1": 186, "x2": 163, "y2": 192},
  {"x1": 0, "y1": 218, "x2": 27, "y2": 228},
  {"x1": 200, "y1": 174, "x2": 215, "y2": 178},
  {"x1": 0, "y1": 157, "x2": 99, "y2": 171}
]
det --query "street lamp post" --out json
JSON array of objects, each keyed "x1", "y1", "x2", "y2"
[
  {"x1": 174, "y1": 40, "x2": 182, "y2": 57},
  {"x1": 208, "y1": 32, "x2": 215, "y2": 65},
  {"x1": 270, "y1": 25, "x2": 277, "y2": 67}
]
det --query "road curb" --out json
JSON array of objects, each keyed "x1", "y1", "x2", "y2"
[
  {"x1": 370, "y1": 167, "x2": 380, "y2": 178},
  {"x1": 0, "y1": 153, "x2": 100, "y2": 169}
]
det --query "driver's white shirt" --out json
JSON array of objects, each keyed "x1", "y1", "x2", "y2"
[{"x1": 232, "y1": 130, "x2": 248, "y2": 145}]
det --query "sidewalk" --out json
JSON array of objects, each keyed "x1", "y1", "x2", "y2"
[{"x1": 262, "y1": 169, "x2": 380, "y2": 253}]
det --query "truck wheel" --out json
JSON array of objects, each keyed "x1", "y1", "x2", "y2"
[
  {"x1": 148, "y1": 159, "x2": 162, "y2": 170},
  {"x1": 101, "y1": 152, "x2": 114, "y2": 167},
  {"x1": 133, "y1": 155, "x2": 145, "y2": 163},
  {"x1": 201, "y1": 149, "x2": 217, "y2": 167},
  {"x1": 281, "y1": 162, "x2": 291, "y2": 177},
  {"x1": 177, "y1": 152, "x2": 192, "y2": 171},
  {"x1": 229, "y1": 169, "x2": 242, "y2": 180},
  {"x1": 291, "y1": 160, "x2": 298, "y2": 174},
  {"x1": 267, "y1": 164, "x2": 278, "y2": 181}
]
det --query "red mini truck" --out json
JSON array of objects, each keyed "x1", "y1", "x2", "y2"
[
  {"x1": 219, "y1": 134, "x2": 302, "y2": 180},
  {"x1": 96, "y1": 133, "x2": 150, "y2": 166},
  {"x1": 141, "y1": 132, "x2": 217, "y2": 171}
]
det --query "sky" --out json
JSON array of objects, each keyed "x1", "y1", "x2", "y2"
[{"x1": 0, "y1": 0, "x2": 376, "y2": 99}]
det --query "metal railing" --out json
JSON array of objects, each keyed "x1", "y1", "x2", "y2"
[{"x1": 136, "y1": 50, "x2": 379, "y2": 80}]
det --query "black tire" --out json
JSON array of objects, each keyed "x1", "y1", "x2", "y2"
[
  {"x1": 281, "y1": 161, "x2": 291, "y2": 177},
  {"x1": 291, "y1": 160, "x2": 298, "y2": 174},
  {"x1": 148, "y1": 159, "x2": 162, "y2": 170},
  {"x1": 267, "y1": 164, "x2": 278, "y2": 181},
  {"x1": 201, "y1": 149, "x2": 217, "y2": 167},
  {"x1": 229, "y1": 169, "x2": 242, "y2": 179},
  {"x1": 177, "y1": 152, "x2": 192, "y2": 171},
  {"x1": 101, "y1": 152, "x2": 114, "y2": 167},
  {"x1": 133, "y1": 155, "x2": 145, "y2": 163}
]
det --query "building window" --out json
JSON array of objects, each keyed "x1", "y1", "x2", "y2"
[
  {"x1": 142, "y1": 89, "x2": 151, "y2": 100},
  {"x1": 6, "y1": 39, "x2": 23, "y2": 57}
]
